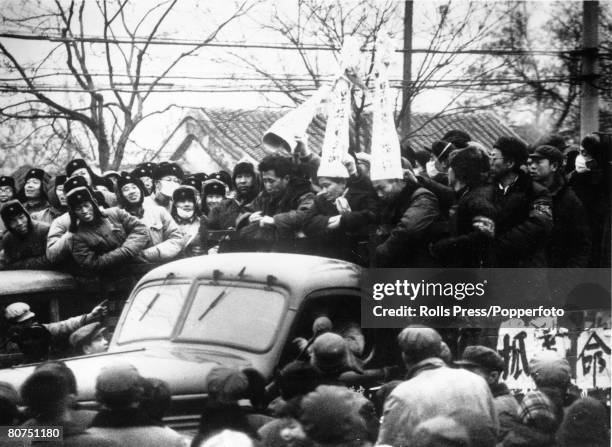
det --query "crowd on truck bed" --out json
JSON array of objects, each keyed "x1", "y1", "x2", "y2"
[
  {"x1": 0, "y1": 130, "x2": 609, "y2": 273},
  {"x1": 0, "y1": 325, "x2": 608, "y2": 447}
]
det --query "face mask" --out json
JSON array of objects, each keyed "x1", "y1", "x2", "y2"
[
  {"x1": 160, "y1": 180, "x2": 179, "y2": 197},
  {"x1": 426, "y1": 160, "x2": 440, "y2": 178},
  {"x1": 574, "y1": 154, "x2": 590, "y2": 173},
  {"x1": 176, "y1": 208, "x2": 194, "y2": 220}
]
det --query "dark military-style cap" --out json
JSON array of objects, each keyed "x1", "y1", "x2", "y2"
[
  {"x1": 0, "y1": 200, "x2": 28, "y2": 224},
  {"x1": 0, "y1": 176, "x2": 15, "y2": 189},
  {"x1": 455, "y1": 345, "x2": 504, "y2": 372},
  {"x1": 154, "y1": 162, "x2": 184, "y2": 181},
  {"x1": 65, "y1": 159, "x2": 90, "y2": 178},
  {"x1": 24, "y1": 168, "x2": 46, "y2": 182}
]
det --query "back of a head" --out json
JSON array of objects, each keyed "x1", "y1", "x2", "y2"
[
  {"x1": 95, "y1": 362, "x2": 143, "y2": 409},
  {"x1": 0, "y1": 381, "x2": 20, "y2": 425},
  {"x1": 493, "y1": 136, "x2": 528, "y2": 171},
  {"x1": 259, "y1": 155, "x2": 293, "y2": 179},
  {"x1": 528, "y1": 351, "x2": 571, "y2": 389},
  {"x1": 198, "y1": 430, "x2": 255, "y2": 447},
  {"x1": 299, "y1": 385, "x2": 376, "y2": 446},
  {"x1": 412, "y1": 410, "x2": 497, "y2": 447},
  {"x1": 206, "y1": 366, "x2": 249, "y2": 404},
  {"x1": 557, "y1": 398, "x2": 609, "y2": 447},
  {"x1": 397, "y1": 325, "x2": 443, "y2": 364},
  {"x1": 449, "y1": 146, "x2": 490, "y2": 187},
  {"x1": 21, "y1": 368, "x2": 72, "y2": 417},
  {"x1": 140, "y1": 377, "x2": 171, "y2": 422},
  {"x1": 34, "y1": 361, "x2": 78, "y2": 395},
  {"x1": 442, "y1": 130, "x2": 471, "y2": 149}
]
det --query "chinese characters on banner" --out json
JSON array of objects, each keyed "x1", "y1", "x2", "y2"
[{"x1": 497, "y1": 313, "x2": 610, "y2": 391}]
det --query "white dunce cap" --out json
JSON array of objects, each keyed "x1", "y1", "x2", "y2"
[{"x1": 317, "y1": 160, "x2": 349, "y2": 179}]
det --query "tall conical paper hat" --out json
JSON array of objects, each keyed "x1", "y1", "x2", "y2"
[
  {"x1": 369, "y1": 35, "x2": 403, "y2": 181},
  {"x1": 317, "y1": 37, "x2": 364, "y2": 179},
  {"x1": 263, "y1": 84, "x2": 332, "y2": 153}
]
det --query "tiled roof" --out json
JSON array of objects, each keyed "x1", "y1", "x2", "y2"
[{"x1": 163, "y1": 107, "x2": 520, "y2": 170}]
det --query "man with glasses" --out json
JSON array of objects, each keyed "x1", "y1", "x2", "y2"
[{"x1": 485, "y1": 136, "x2": 553, "y2": 267}]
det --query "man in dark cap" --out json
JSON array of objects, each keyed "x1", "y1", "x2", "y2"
[
  {"x1": 201, "y1": 162, "x2": 260, "y2": 252},
  {"x1": 69, "y1": 322, "x2": 109, "y2": 356},
  {"x1": 146, "y1": 162, "x2": 184, "y2": 213},
  {"x1": 0, "y1": 200, "x2": 51, "y2": 269},
  {"x1": 0, "y1": 175, "x2": 16, "y2": 204},
  {"x1": 171, "y1": 185, "x2": 203, "y2": 256},
  {"x1": 18, "y1": 168, "x2": 49, "y2": 214},
  {"x1": 309, "y1": 332, "x2": 363, "y2": 385},
  {"x1": 377, "y1": 325, "x2": 498, "y2": 447},
  {"x1": 455, "y1": 345, "x2": 518, "y2": 440},
  {"x1": 66, "y1": 181, "x2": 150, "y2": 272},
  {"x1": 116, "y1": 173, "x2": 184, "y2": 263},
  {"x1": 32, "y1": 174, "x2": 68, "y2": 224},
  {"x1": 131, "y1": 163, "x2": 156, "y2": 197},
  {"x1": 484, "y1": 136, "x2": 553, "y2": 267},
  {"x1": 528, "y1": 145, "x2": 590, "y2": 267},
  {"x1": 65, "y1": 158, "x2": 116, "y2": 206},
  {"x1": 88, "y1": 362, "x2": 186, "y2": 446},
  {"x1": 4, "y1": 300, "x2": 106, "y2": 361}
]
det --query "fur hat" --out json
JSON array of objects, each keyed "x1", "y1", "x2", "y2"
[
  {"x1": 24, "y1": 168, "x2": 46, "y2": 183},
  {"x1": 154, "y1": 162, "x2": 184, "y2": 181},
  {"x1": 203, "y1": 179, "x2": 227, "y2": 197},
  {"x1": 65, "y1": 158, "x2": 90, "y2": 178},
  {"x1": 0, "y1": 200, "x2": 29, "y2": 228},
  {"x1": 0, "y1": 176, "x2": 15, "y2": 190},
  {"x1": 116, "y1": 174, "x2": 145, "y2": 208}
]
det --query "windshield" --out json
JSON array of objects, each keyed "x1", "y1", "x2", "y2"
[
  {"x1": 116, "y1": 282, "x2": 190, "y2": 344},
  {"x1": 176, "y1": 283, "x2": 285, "y2": 352}
]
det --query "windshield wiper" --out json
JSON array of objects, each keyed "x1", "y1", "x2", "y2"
[
  {"x1": 198, "y1": 266, "x2": 246, "y2": 321},
  {"x1": 139, "y1": 272, "x2": 175, "y2": 321}
]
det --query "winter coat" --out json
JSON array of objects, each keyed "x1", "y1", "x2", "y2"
[
  {"x1": 70, "y1": 207, "x2": 150, "y2": 272},
  {"x1": 89, "y1": 408, "x2": 186, "y2": 447},
  {"x1": 418, "y1": 174, "x2": 455, "y2": 217},
  {"x1": 377, "y1": 358, "x2": 498, "y2": 447},
  {"x1": 31, "y1": 177, "x2": 68, "y2": 224},
  {"x1": 568, "y1": 169, "x2": 609, "y2": 266},
  {"x1": 2, "y1": 220, "x2": 51, "y2": 270},
  {"x1": 375, "y1": 183, "x2": 440, "y2": 267},
  {"x1": 46, "y1": 213, "x2": 72, "y2": 264},
  {"x1": 491, "y1": 382, "x2": 520, "y2": 442},
  {"x1": 175, "y1": 215, "x2": 201, "y2": 256},
  {"x1": 483, "y1": 171, "x2": 553, "y2": 267},
  {"x1": 546, "y1": 175, "x2": 591, "y2": 267},
  {"x1": 303, "y1": 174, "x2": 378, "y2": 264},
  {"x1": 199, "y1": 197, "x2": 248, "y2": 251},
  {"x1": 42, "y1": 314, "x2": 88, "y2": 339},
  {"x1": 21, "y1": 199, "x2": 49, "y2": 215},
  {"x1": 135, "y1": 200, "x2": 183, "y2": 263},
  {"x1": 430, "y1": 185, "x2": 497, "y2": 267},
  {"x1": 238, "y1": 176, "x2": 315, "y2": 251}
]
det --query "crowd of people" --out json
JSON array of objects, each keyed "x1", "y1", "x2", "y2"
[
  {"x1": 0, "y1": 129, "x2": 609, "y2": 272},
  {"x1": 0, "y1": 325, "x2": 608, "y2": 447}
]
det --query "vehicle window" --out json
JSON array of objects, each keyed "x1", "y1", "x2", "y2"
[
  {"x1": 177, "y1": 284, "x2": 285, "y2": 352},
  {"x1": 116, "y1": 283, "x2": 190, "y2": 344}
]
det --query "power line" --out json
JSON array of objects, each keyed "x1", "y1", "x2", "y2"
[{"x1": 0, "y1": 31, "x2": 594, "y2": 56}]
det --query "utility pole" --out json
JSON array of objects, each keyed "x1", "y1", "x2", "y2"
[
  {"x1": 581, "y1": 0, "x2": 599, "y2": 138},
  {"x1": 400, "y1": 0, "x2": 413, "y2": 139}
]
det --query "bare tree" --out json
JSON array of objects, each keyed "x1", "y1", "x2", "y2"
[
  {"x1": 0, "y1": 0, "x2": 257, "y2": 171},
  {"x1": 463, "y1": 0, "x2": 612, "y2": 138},
  {"x1": 230, "y1": 0, "x2": 515, "y2": 151}
]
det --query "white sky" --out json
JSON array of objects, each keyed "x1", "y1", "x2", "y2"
[{"x1": 0, "y1": 0, "x2": 568, "y2": 163}]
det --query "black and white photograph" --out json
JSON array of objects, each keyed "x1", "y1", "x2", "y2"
[{"x1": 0, "y1": 0, "x2": 609, "y2": 445}]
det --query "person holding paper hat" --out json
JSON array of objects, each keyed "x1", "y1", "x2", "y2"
[
  {"x1": 116, "y1": 173, "x2": 184, "y2": 263},
  {"x1": 66, "y1": 182, "x2": 150, "y2": 272},
  {"x1": 171, "y1": 185, "x2": 203, "y2": 257},
  {"x1": 303, "y1": 154, "x2": 378, "y2": 264},
  {"x1": 145, "y1": 161, "x2": 184, "y2": 213},
  {"x1": 237, "y1": 155, "x2": 315, "y2": 252},
  {"x1": 0, "y1": 199, "x2": 51, "y2": 270},
  {"x1": 31, "y1": 175, "x2": 68, "y2": 224},
  {"x1": 528, "y1": 145, "x2": 590, "y2": 267},
  {"x1": 17, "y1": 167, "x2": 49, "y2": 214}
]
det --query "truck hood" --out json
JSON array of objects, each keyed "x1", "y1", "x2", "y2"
[{"x1": 0, "y1": 346, "x2": 251, "y2": 403}]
